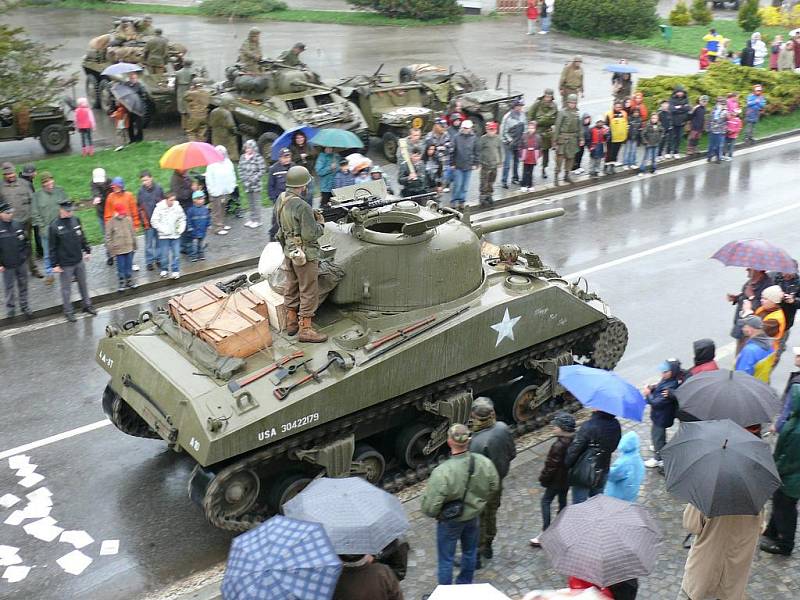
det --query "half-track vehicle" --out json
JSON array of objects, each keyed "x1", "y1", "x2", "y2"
[
  {"x1": 96, "y1": 181, "x2": 628, "y2": 531},
  {"x1": 337, "y1": 66, "x2": 435, "y2": 161},
  {"x1": 209, "y1": 61, "x2": 369, "y2": 158},
  {"x1": 0, "y1": 104, "x2": 73, "y2": 154},
  {"x1": 400, "y1": 64, "x2": 524, "y2": 134}
]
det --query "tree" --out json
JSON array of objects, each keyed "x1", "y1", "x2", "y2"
[
  {"x1": 669, "y1": 0, "x2": 691, "y2": 26},
  {"x1": 739, "y1": 0, "x2": 762, "y2": 32},
  {"x1": 552, "y1": 0, "x2": 660, "y2": 38},
  {"x1": 346, "y1": 0, "x2": 462, "y2": 20},
  {"x1": 690, "y1": 0, "x2": 713, "y2": 25},
  {"x1": 0, "y1": 25, "x2": 69, "y2": 108}
]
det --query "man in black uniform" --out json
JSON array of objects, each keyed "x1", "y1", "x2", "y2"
[
  {"x1": 49, "y1": 200, "x2": 97, "y2": 322},
  {"x1": 0, "y1": 201, "x2": 32, "y2": 319}
]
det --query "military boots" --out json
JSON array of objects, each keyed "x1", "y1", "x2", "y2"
[
  {"x1": 298, "y1": 317, "x2": 327, "y2": 343},
  {"x1": 286, "y1": 308, "x2": 299, "y2": 336}
]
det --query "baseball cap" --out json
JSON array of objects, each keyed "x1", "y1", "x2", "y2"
[
  {"x1": 279, "y1": 147, "x2": 292, "y2": 157},
  {"x1": 21, "y1": 164, "x2": 36, "y2": 176},
  {"x1": 461, "y1": 119, "x2": 474, "y2": 129},
  {"x1": 739, "y1": 314, "x2": 763, "y2": 329},
  {"x1": 192, "y1": 190, "x2": 205, "y2": 200},
  {"x1": 793, "y1": 347, "x2": 800, "y2": 355},
  {"x1": 450, "y1": 113, "x2": 463, "y2": 122},
  {"x1": 92, "y1": 168, "x2": 107, "y2": 184},
  {"x1": 111, "y1": 176, "x2": 124, "y2": 188},
  {"x1": 58, "y1": 199, "x2": 75, "y2": 209},
  {"x1": 486, "y1": 121, "x2": 499, "y2": 131},
  {"x1": 512, "y1": 99, "x2": 525, "y2": 107},
  {"x1": 435, "y1": 117, "x2": 448, "y2": 126},
  {"x1": 40, "y1": 171, "x2": 53, "y2": 183}
]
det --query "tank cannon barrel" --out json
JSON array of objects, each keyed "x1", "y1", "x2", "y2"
[
  {"x1": 471, "y1": 208, "x2": 564, "y2": 237},
  {"x1": 291, "y1": 80, "x2": 334, "y2": 92}
]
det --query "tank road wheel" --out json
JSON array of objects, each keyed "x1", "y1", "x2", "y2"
[
  {"x1": 101, "y1": 385, "x2": 159, "y2": 439},
  {"x1": 395, "y1": 422, "x2": 434, "y2": 469},
  {"x1": 99, "y1": 80, "x2": 115, "y2": 113},
  {"x1": 39, "y1": 124, "x2": 70, "y2": 154},
  {"x1": 85, "y1": 73, "x2": 101, "y2": 109},
  {"x1": 268, "y1": 472, "x2": 312, "y2": 513},
  {"x1": 353, "y1": 443, "x2": 385, "y2": 485},
  {"x1": 509, "y1": 382, "x2": 540, "y2": 424},
  {"x1": 216, "y1": 470, "x2": 261, "y2": 519},
  {"x1": 382, "y1": 131, "x2": 399, "y2": 162},
  {"x1": 257, "y1": 131, "x2": 279, "y2": 159},
  {"x1": 587, "y1": 317, "x2": 629, "y2": 370}
]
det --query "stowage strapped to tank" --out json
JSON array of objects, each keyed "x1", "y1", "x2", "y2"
[{"x1": 96, "y1": 180, "x2": 629, "y2": 531}]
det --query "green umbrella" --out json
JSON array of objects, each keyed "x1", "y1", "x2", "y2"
[{"x1": 310, "y1": 128, "x2": 364, "y2": 149}]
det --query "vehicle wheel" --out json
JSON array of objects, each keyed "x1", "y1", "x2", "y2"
[
  {"x1": 354, "y1": 443, "x2": 385, "y2": 485},
  {"x1": 213, "y1": 469, "x2": 261, "y2": 520},
  {"x1": 257, "y1": 131, "x2": 279, "y2": 158},
  {"x1": 99, "y1": 80, "x2": 114, "y2": 113},
  {"x1": 101, "y1": 385, "x2": 159, "y2": 439},
  {"x1": 382, "y1": 131, "x2": 399, "y2": 162},
  {"x1": 588, "y1": 317, "x2": 629, "y2": 370},
  {"x1": 509, "y1": 382, "x2": 540, "y2": 424},
  {"x1": 85, "y1": 73, "x2": 101, "y2": 109},
  {"x1": 395, "y1": 422, "x2": 434, "y2": 469},
  {"x1": 142, "y1": 96, "x2": 156, "y2": 129},
  {"x1": 39, "y1": 124, "x2": 70, "y2": 154},
  {"x1": 267, "y1": 471, "x2": 312, "y2": 513}
]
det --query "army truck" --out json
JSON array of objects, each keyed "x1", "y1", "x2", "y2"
[
  {"x1": 400, "y1": 64, "x2": 524, "y2": 133},
  {"x1": 209, "y1": 62, "x2": 369, "y2": 158},
  {"x1": 337, "y1": 67, "x2": 434, "y2": 161},
  {"x1": 0, "y1": 105, "x2": 73, "y2": 154},
  {"x1": 96, "y1": 180, "x2": 629, "y2": 531}
]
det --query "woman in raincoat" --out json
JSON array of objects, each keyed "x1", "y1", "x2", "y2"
[{"x1": 603, "y1": 431, "x2": 645, "y2": 502}]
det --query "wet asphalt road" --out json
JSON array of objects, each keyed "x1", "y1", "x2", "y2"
[{"x1": 1, "y1": 134, "x2": 799, "y2": 598}]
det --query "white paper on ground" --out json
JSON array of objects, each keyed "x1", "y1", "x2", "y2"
[
  {"x1": 21, "y1": 501, "x2": 52, "y2": 520},
  {"x1": 2, "y1": 565, "x2": 31, "y2": 583},
  {"x1": 0, "y1": 494, "x2": 21, "y2": 508},
  {"x1": 8, "y1": 455, "x2": 30, "y2": 470},
  {"x1": 60, "y1": 530, "x2": 94, "y2": 549},
  {"x1": 0, "y1": 554, "x2": 22, "y2": 567},
  {"x1": 17, "y1": 473, "x2": 45, "y2": 488},
  {"x1": 4, "y1": 511, "x2": 26, "y2": 526},
  {"x1": 14, "y1": 464, "x2": 38, "y2": 478},
  {"x1": 56, "y1": 550, "x2": 92, "y2": 575},
  {"x1": 23, "y1": 517, "x2": 63, "y2": 542},
  {"x1": 25, "y1": 488, "x2": 53, "y2": 504},
  {"x1": 99, "y1": 540, "x2": 119, "y2": 555},
  {"x1": 0, "y1": 546, "x2": 20, "y2": 560}
]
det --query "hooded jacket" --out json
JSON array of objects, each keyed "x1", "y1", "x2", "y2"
[
  {"x1": 689, "y1": 338, "x2": 719, "y2": 376},
  {"x1": 669, "y1": 87, "x2": 691, "y2": 126},
  {"x1": 315, "y1": 151, "x2": 339, "y2": 194},
  {"x1": 603, "y1": 431, "x2": 645, "y2": 502},
  {"x1": 150, "y1": 199, "x2": 186, "y2": 240},
  {"x1": 735, "y1": 334, "x2": 775, "y2": 382},
  {"x1": 105, "y1": 213, "x2": 136, "y2": 257},
  {"x1": 539, "y1": 432, "x2": 574, "y2": 490},
  {"x1": 646, "y1": 361, "x2": 682, "y2": 428},
  {"x1": 564, "y1": 411, "x2": 622, "y2": 478},
  {"x1": 775, "y1": 385, "x2": 800, "y2": 498}
]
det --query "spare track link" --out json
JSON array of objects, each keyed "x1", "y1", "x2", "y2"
[{"x1": 201, "y1": 319, "x2": 609, "y2": 531}]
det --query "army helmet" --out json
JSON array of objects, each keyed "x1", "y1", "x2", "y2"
[
  {"x1": 248, "y1": 27, "x2": 260, "y2": 38},
  {"x1": 543, "y1": 88, "x2": 554, "y2": 97},
  {"x1": 286, "y1": 165, "x2": 312, "y2": 188},
  {"x1": 567, "y1": 93, "x2": 578, "y2": 103}
]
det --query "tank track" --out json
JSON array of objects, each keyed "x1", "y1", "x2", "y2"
[{"x1": 198, "y1": 318, "x2": 621, "y2": 531}]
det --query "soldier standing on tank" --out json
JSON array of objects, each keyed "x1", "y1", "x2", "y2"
[
  {"x1": 527, "y1": 89, "x2": 558, "y2": 180},
  {"x1": 143, "y1": 28, "x2": 169, "y2": 75},
  {"x1": 183, "y1": 82, "x2": 210, "y2": 142},
  {"x1": 208, "y1": 96, "x2": 239, "y2": 162},
  {"x1": 0, "y1": 201, "x2": 32, "y2": 319},
  {"x1": 553, "y1": 94, "x2": 583, "y2": 185},
  {"x1": 275, "y1": 166, "x2": 328, "y2": 344},
  {"x1": 559, "y1": 56, "x2": 584, "y2": 107},
  {"x1": 1, "y1": 162, "x2": 43, "y2": 279},
  {"x1": 174, "y1": 59, "x2": 194, "y2": 130},
  {"x1": 469, "y1": 398, "x2": 516, "y2": 568},
  {"x1": 238, "y1": 28, "x2": 264, "y2": 73},
  {"x1": 279, "y1": 42, "x2": 307, "y2": 67}
]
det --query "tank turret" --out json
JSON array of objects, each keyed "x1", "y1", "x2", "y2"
[{"x1": 229, "y1": 63, "x2": 330, "y2": 99}]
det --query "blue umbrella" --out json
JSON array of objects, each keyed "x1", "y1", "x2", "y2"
[
  {"x1": 222, "y1": 515, "x2": 342, "y2": 600},
  {"x1": 270, "y1": 125, "x2": 319, "y2": 161},
  {"x1": 603, "y1": 64, "x2": 639, "y2": 74},
  {"x1": 310, "y1": 128, "x2": 364, "y2": 150},
  {"x1": 558, "y1": 365, "x2": 645, "y2": 421},
  {"x1": 100, "y1": 62, "x2": 143, "y2": 76}
]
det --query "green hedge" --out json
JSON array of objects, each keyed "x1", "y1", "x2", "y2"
[
  {"x1": 346, "y1": 0, "x2": 462, "y2": 21},
  {"x1": 552, "y1": 0, "x2": 660, "y2": 38},
  {"x1": 635, "y1": 62, "x2": 798, "y2": 116},
  {"x1": 199, "y1": 0, "x2": 287, "y2": 18}
]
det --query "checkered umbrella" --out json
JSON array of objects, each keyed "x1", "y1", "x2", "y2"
[
  {"x1": 539, "y1": 495, "x2": 662, "y2": 588},
  {"x1": 222, "y1": 515, "x2": 342, "y2": 600},
  {"x1": 711, "y1": 239, "x2": 796, "y2": 272},
  {"x1": 283, "y1": 477, "x2": 410, "y2": 555}
]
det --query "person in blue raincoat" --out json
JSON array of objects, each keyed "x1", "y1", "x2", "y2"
[
  {"x1": 604, "y1": 431, "x2": 645, "y2": 502},
  {"x1": 315, "y1": 146, "x2": 339, "y2": 208}
]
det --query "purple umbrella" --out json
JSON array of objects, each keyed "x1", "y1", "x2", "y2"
[{"x1": 711, "y1": 239, "x2": 796, "y2": 272}]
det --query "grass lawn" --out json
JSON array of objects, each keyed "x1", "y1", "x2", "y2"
[{"x1": 31, "y1": 0, "x2": 485, "y2": 27}]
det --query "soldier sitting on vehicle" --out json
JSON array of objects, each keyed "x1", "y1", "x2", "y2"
[
  {"x1": 238, "y1": 28, "x2": 263, "y2": 73},
  {"x1": 279, "y1": 42, "x2": 307, "y2": 68}
]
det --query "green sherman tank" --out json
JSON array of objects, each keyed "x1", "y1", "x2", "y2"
[{"x1": 96, "y1": 184, "x2": 628, "y2": 531}]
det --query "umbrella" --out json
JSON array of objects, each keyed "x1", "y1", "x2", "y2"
[
  {"x1": 429, "y1": 583, "x2": 512, "y2": 599},
  {"x1": 110, "y1": 83, "x2": 145, "y2": 116},
  {"x1": 661, "y1": 419, "x2": 781, "y2": 517},
  {"x1": 345, "y1": 152, "x2": 372, "y2": 174},
  {"x1": 159, "y1": 142, "x2": 224, "y2": 170},
  {"x1": 310, "y1": 128, "x2": 364, "y2": 149},
  {"x1": 270, "y1": 125, "x2": 319, "y2": 161},
  {"x1": 558, "y1": 365, "x2": 646, "y2": 421},
  {"x1": 222, "y1": 515, "x2": 342, "y2": 600},
  {"x1": 283, "y1": 477, "x2": 409, "y2": 555},
  {"x1": 711, "y1": 238, "x2": 796, "y2": 272},
  {"x1": 602, "y1": 64, "x2": 639, "y2": 74},
  {"x1": 539, "y1": 495, "x2": 662, "y2": 588},
  {"x1": 675, "y1": 368, "x2": 781, "y2": 427},
  {"x1": 100, "y1": 62, "x2": 143, "y2": 76}
]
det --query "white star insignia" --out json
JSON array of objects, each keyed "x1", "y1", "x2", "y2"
[{"x1": 491, "y1": 308, "x2": 521, "y2": 347}]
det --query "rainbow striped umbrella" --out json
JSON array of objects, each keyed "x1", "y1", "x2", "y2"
[{"x1": 159, "y1": 142, "x2": 224, "y2": 170}]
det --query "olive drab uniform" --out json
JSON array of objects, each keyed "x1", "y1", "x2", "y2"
[
  {"x1": 143, "y1": 32, "x2": 169, "y2": 74},
  {"x1": 183, "y1": 85, "x2": 210, "y2": 142},
  {"x1": 553, "y1": 100, "x2": 582, "y2": 183},
  {"x1": 559, "y1": 63, "x2": 584, "y2": 107},
  {"x1": 279, "y1": 49, "x2": 302, "y2": 67},
  {"x1": 527, "y1": 94, "x2": 558, "y2": 174},
  {"x1": 174, "y1": 63, "x2": 194, "y2": 128},
  {"x1": 208, "y1": 106, "x2": 239, "y2": 162},
  {"x1": 238, "y1": 33, "x2": 263, "y2": 73}
]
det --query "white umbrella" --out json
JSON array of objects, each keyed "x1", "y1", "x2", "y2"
[{"x1": 429, "y1": 583, "x2": 511, "y2": 600}]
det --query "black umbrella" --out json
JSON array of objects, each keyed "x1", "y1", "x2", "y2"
[
  {"x1": 110, "y1": 82, "x2": 145, "y2": 116},
  {"x1": 662, "y1": 419, "x2": 780, "y2": 516},
  {"x1": 675, "y1": 369, "x2": 781, "y2": 427}
]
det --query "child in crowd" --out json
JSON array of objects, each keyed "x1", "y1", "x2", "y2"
[
  {"x1": 150, "y1": 192, "x2": 186, "y2": 279},
  {"x1": 186, "y1": 190, "x2": 211, "y2": 262},
  {"x1": 724, "y1": 109, "x2": 743, "y2": 161},
  {"x1": 726, "y1": 92, "x2": 741, "y2": 116},
  {"x1": 110, "y1": 104, "x2": 129, "y2": 151},
  {"x1": 106, "y1": 200, "x2": 136, "y2": 292},
  {"x1": 573, "y1": 114, "x2": 593, "y2": 175},
  {"x1": 334, "y1": 158, "x2": 355, "y2": 188},
  {"x1": 589, "y1": 119, "x2": 609, "y2": 178},
  {"x1": 604, "y1": 431, "x2": 645, "y2": 502},
  {"x1": 74, "y1": 97, "x2": 96, "y2": 157},
  {"x1": 656, "y1": 100, "x2": 672, "y2": 159},
  {"x1": 529, "y1": 412, "x2": 575, "y2": 548},
  {"x1": 639, "y1": 114, "x2": 664, "y2": 175},
  {"x1": 643, "y1": 360, "x2": 683, "y2": 469},
  {"x1": 520, "y1": 121, "x2": 541, "y2": 191}
]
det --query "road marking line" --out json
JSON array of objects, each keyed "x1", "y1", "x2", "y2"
[{"x1": 0, "y1": 420, "x2": 111, "y2": 461}]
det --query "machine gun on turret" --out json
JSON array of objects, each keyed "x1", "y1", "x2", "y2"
[{"x1": 321, "y1": 190, "x2": 436, "y2": 223}]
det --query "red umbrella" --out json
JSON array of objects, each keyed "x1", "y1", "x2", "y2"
[{"x1": 711, "y1": 239, "x2": 796, "y2": 273}]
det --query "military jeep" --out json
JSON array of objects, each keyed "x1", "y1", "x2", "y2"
[{"x1": 0, "y1": 105, "x2": 73, "y2": 154}]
